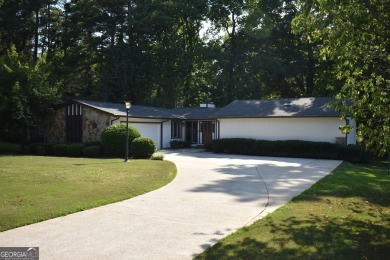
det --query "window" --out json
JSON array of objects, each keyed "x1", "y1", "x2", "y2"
[{"x1": 171, "y1": 120, "x2": 182, "y2": 138}]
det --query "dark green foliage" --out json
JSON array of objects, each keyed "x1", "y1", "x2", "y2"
[
  {"x1": 83, "y1": 141, "x2": 102, "y2": 147},
  {"x1": 293, "y1": 0, "x2": 389, "y2": 156},
  {"x1": 170, "y1": 140, "x2": 191, "y2": 149},
  {"x1": 101, "y1": 124, "x2": 141, "y2": 157},
  {"x1": 67, "y1": 143, "x2": 85, "y2": 157},
  {"x1": 0, "y1": 141, "x2": 22, "y2": 153},
  {"x1": 20, "y1": 143, "x2": 42, "y2": 155},
  {"x1": 21, "y1": 144, "x2": 31, "y2": 154},
  {"x1": 131, "y1": 137, "x2": 157, "y2": 159},
  {"x1": 19, "y1": 143, "x2": 55, "y2": 155},
  {"x1": 207, "y1": 138, "x2": 372, "y2": 163},
  {"x1": 53, "y1": 144, "x2": 68, "y2": 156},
  {"x1": 83, "y1": 145, "x2": 102, "y2": 158},
  {"x1": 203, "y1": 141, "x2": 213, "y2": 152},
  {"x1": 212, "y1": 138, "x2": 257, "y2": 154},
  {"x1": 338, "y1": 145, "x2": 373, "y2": 164},
  {"x1": 20, "y1": 142, "x2": 104, "y2": 158},
  {"x1": 42, "y1": 144, "x2": 55, "y2": 156},
  {"x1": 255, "y1": 140, "x2": 339, "y2": 159},
  {"x1": 0, "y1": 45, "x2": 60, "y2": 142},
  {"x1": 2, "y1": 0, "x2": 385, "y2": 156},
  {"x1": 36, "y1": 146, "x2": 45, "y2": 156}
]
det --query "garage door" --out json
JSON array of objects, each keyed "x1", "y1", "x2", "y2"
[{"x1": 129, "y1": 123, "x2": 160, "y2": 149}]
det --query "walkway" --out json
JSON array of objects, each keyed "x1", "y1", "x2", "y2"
[{"x1": 0, "y1": 150, "x2": 342, "y2": 259}]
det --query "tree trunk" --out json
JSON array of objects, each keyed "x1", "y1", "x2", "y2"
[
  {"x1": 306, "y1": 42, "x2": 314, "y2": 95},
  {"x1": 226, "y1": 12, "x2": 237, "y2": 104},
  {"x1": 34, "y1": 7, "x2": 39, "y2": 60},
  {"x1": 47, "y1": 3, "x2": 51, "y2": 55}
]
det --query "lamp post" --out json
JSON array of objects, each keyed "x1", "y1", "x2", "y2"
[{"x1": 125, "y1": 101, "x2": 131, "y2": 162}]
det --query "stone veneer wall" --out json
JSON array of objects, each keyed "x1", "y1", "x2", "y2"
[
  {"x1": 44, "y1": 105, "x2": 111, "y2": 144},
  {"x1": 44, "y1": 107, "x2": 66, "y2": 143},
  {"x1": 82, "y1": 106, "x2": 111, "y2": 142}
]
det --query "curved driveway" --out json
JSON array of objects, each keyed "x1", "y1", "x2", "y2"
[{"x1": 0, "y1": 150, "x2": 341, "y2": 259}]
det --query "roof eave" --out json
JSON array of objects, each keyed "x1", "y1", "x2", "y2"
[{"x1": 216, "y1": 115, "x2": 341, "y2": 119}]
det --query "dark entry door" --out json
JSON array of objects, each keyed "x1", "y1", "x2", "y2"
[
  {"x1": 185, "y1": 121, "x2": 198, "y2": 144},
  {"x1": 202, "y1": 121, "x2": 212, "y2": 144}
]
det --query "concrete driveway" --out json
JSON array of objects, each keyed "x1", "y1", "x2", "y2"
[{"x1": 0, "y1": 150, "x2": 342, "y2": 259}]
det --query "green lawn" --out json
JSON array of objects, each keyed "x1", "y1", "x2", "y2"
[
  {"x1": 0, "y1": 155, "x2": 176, "y2": 232},
  {"x1": 197, "y1": 162, "x2": 390, "y2": 259}
]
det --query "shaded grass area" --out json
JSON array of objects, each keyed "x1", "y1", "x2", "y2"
[
  {"x1": 197, "y1": 162, "x2": 390, "y2": 259},
  {"x1": 0, "y1": 155, "x2": 176, "y2": 232}
]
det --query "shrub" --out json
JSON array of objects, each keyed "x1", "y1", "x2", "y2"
[
  {"x1": 204, "y1": 141, "x2": 213, "y2": 152},
  {"x1": 67, "y1": 143, "x2": 85, "y2": 157},
  {"x1": 36, "y1": 146, "x2": 46, "y2": 156},
  {"x1": 83, "y1": 141, "x2": 102, "y2": 147},
  {"x1": 150, "y1": 152, "x2": 164, "y2": 160},
  {"x1": 212, "y1": 138, "x2": 256, "y2": 154},
  {"x1": 101, "y1": 124, "x2": 141, "y2": 157},
  {"x1": 53, "y1": 144, "x2": 68, "y2": 156},
  {"x1": 211, "y1": 138, "x2": 340, "y2": 159},
  {"x1": 21, "y1": 144, "x2": 31, "y2": 154},
  {"x1": 338, "y1": 144, "x2": 373, "y2": 163},
  {"x1": 255, "y1": 140, "x2": 339, "y2": 159},
  {"x1": 42, "y1": 143, "x2": 55, "y2": 155},
  {"x1": 131, "y1": 137, "x2": 157, "y2": 159},
  {"x1": 206, "y1": 138, "x2": 370, "y2": 162},
  {"x1": 20, "y1": 143, "x2": 42, "y2": 155},
  {"x1": 19, "y1": 143, "x2": 54, "y2": 155},
  {"x1": 170, "y1": 140, "x2": 191, "y2": 149},
  {"x1": 0, "y1": 141, "x2": 22, "y2": 153},
  {"x1": 83, "y1": 145, "x2": 102, "y2": 158}
]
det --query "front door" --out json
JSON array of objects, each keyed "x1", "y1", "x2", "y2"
[{"x1": 201, "y1": 121, "x2": 212, "y2": 144}]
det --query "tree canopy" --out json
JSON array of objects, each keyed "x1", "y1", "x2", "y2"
[
  {"x1": 0, "y1": 0, "x2": 388, "y2": 155},
  {"x1": 293, "y1": 0, "x2": 389, "y2": 156}
]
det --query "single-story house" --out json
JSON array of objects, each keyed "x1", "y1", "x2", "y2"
[{"x1": 44, "y1": 97, "x2": 356, "y2": 149}]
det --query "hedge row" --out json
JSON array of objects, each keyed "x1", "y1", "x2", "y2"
[
  {"x1": 21, "y1": 137, "x2": 157, "y2": 159},
  {"x1": 170, "y1": 140, "x2": 191, "y2": 149},
  {"x1": 11, "y1": 124, "x2": 157, "y2": 159},
  {"x1": 22, "y1": 142, "x2": 103, "y2": 158},
  {"x1": 204, "y1": 138, "x2": 373, "y2": 163}
]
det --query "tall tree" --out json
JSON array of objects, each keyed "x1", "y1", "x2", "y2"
[
  {"x1": 293, "y1": 0, "x2": 390, "y2": 156},
  {"x1": 0, "y1": 45, "x2": 60, "y2": 141},
  {"x1": 208, "y1": 0, "x2": 247, "y2": 104},
  {"x1": 204, "y1": 0, "x2": 333, "y2": 106}
]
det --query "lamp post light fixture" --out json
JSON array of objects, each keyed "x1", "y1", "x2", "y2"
[{"x1": 124, "y1": 101, "x2": 131, "y2": 162}]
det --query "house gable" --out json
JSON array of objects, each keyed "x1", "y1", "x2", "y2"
[
  {"x1": 82, "y1": 106, "x2": 111, "y2": 142},
  {"x1": 44, "y1": 102, "x2": 112, "y2": 143},
  {"x1": 44, "y1": 106, "x2": 66, "y2": 143}
]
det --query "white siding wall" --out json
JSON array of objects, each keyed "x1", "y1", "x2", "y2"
[
  {"x1": 114, "y1": 117, "x2": 164, "y2": 149},
  {"x1": 219, "y1": 117, "x2": 347, "y2": 143},
  {"x1": 129, "y1": 123, "x2": 160, "y2": 148},
  {"x1": 162, "y1": 121, "x2": 171, "y2": 149}
]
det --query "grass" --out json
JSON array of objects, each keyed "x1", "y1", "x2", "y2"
[
  {"x1": 0, "y1": 155, "x2": 176, "y2": 232},
  {"x1": 197, "y1": 161, "x2": 390, "y2": 259}
]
